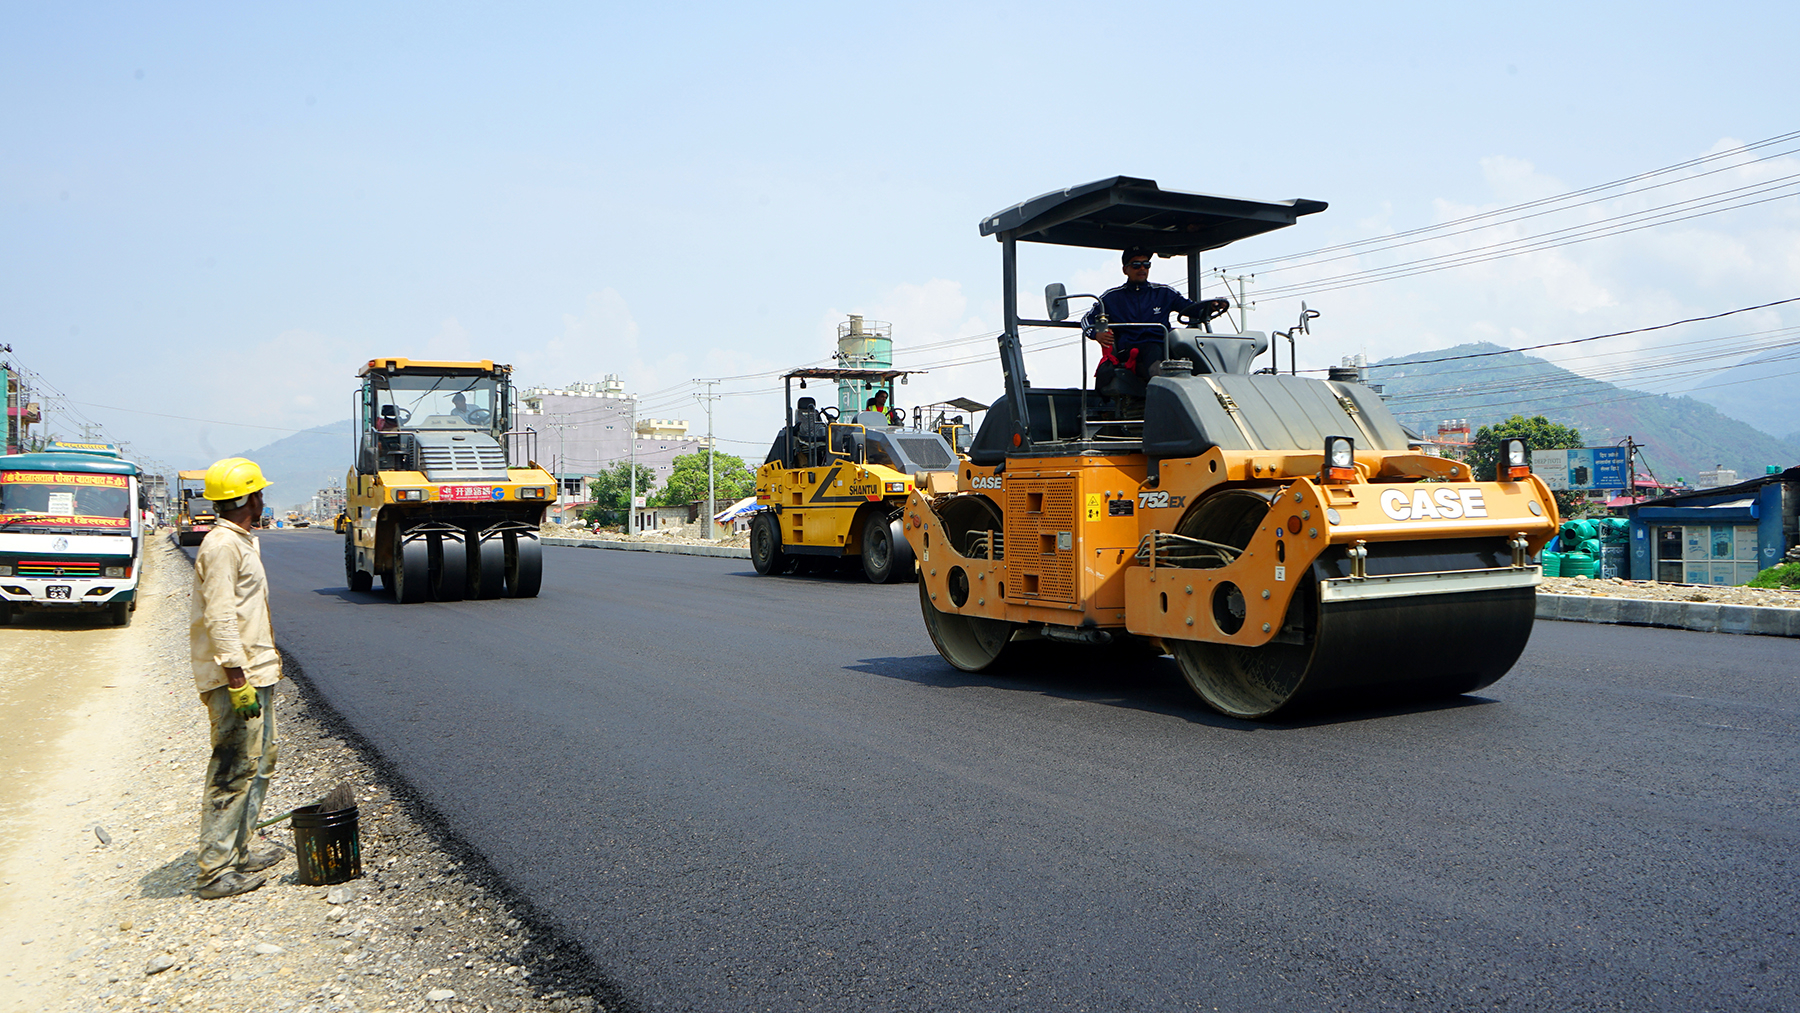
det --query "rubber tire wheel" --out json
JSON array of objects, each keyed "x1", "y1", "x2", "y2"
[
  {"x1": 860, "y1": 513, "x2": 915, "y2": 584},
  {"x1": 750, "y1": 512, "x2": 788, "y2": 576},
  {"x1": 0, "y1": 601, "x2": 12, "y2": 626},
  {"x1": 430, "y1": 533, "x2": 467, "y2": 602},
  {"x1": 109, "y1": 601, "x2": 130, "y2": 627},
  {"x1": 392, "y1": 536, "x2": 429, "y2": 604},
  {"x1": 504, "y1": 531, "x2": 542, "y2": 598},
  {"x1": 470, "y1": 536, "x2": 505, "y2": 599},
  {"x1": 344, "y1": 529, "x2": 372, "y2": 592}
]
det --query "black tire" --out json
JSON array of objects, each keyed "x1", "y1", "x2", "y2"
[
  {"x1": 345, "y1": 529, "x2": 373, "y2": 592},
  {"x1": 505, "y1": 531, "x2": 542, "y2": 598},
  {"x1": 392, "y1": 535, "x2": 429, "y2": 604},
  {"x1": 109, "y1": 601, "x2": 130, "y2": 627},
  {"x1": 860, "y1": 512, "x2": 915, "y2": 584},
  {"x1": 919, "y1": 579, "x2": 1017, "y2": 671},
  {"x1": 0, "y1": 601, "x2": 12, "y2": 626},
  {"x1": 750, "y1": 512, "x2": 788, "y2": 576},
  {"x1": 469, "y1": 535, "x2": 505, "y2": 599},
  {"x1": 430, "y1": 533, "x2": 467, "y2": 602}
]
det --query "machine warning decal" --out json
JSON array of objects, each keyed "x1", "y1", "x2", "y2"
[
  {"x1": 1108, "y1": 498, "x2": 1134, "y2": 516},
  {"x1": 1085, "y1": 493, "x2": 1103, "y2": 522},
  {"x1": 1379, "y1": 487, "x2": 1487, "y2": 521},
  {"x1": 1137, "y1": 490, "x2": 1187, "y2": 510}
]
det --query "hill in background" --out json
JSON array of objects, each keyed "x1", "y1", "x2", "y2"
[
  {"x1": 235, "y1": 420, "x2": 352, "y2": 511},
  {"x1": 1678, "y1": 344, "x2": 1800, "y2": 439},
  {"x1": 1368, "y1": 343, "x2": 1800, "y2": 483}
]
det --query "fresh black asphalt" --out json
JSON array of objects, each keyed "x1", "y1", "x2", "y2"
[{"x1": 255, "y1": 530, "x2": 1799, "y2": 1012}]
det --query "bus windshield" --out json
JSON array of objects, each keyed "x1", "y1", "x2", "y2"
[{"x1": 0, "y1": 470, "x2": 133, "y2": 531}]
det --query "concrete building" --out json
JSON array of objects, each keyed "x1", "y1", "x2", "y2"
[
  {"x1": 515, "y1": 375, "x2": 711, "y2": 505},
  {"x1": 3, "y1": 362, "x2": 42, "y2": 455}
]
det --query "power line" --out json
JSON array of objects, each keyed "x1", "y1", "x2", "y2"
[
  {"x1": 1226, "y1": 129, "x2": 1800, "y2": 270},
  {"x1": 1363, "y1": 297, "x2": 1800, "y2": 371}
]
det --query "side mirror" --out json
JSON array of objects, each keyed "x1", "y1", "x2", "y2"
[{"x1": 1045, "y1": 283, "x2": 1069, "y2": 322}]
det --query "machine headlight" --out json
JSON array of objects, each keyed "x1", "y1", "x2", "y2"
[
  {"x1": 520, "y1": 487, "x2": 546, "y2": 500},
  {"x1": 1322, "y1": 435, "x2": 1356, "y2": 483},
  {"x1": 0, "y1": 565, "x2": 11, "y2": 576},
  {"x1": 1503, "y1": 438, "x2": 1530, "y2": 480},
  {"x1": 103, "y1": 566, "x2": 126, "y2": 578},
  {"x1": 885, "y1": 482, "x2": 907, "y2": 494},
  {"x1": 395, "y1": 489, "x2": 424, "y2": 502}
]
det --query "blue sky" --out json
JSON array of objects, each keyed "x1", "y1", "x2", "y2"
[{"x1": 3, "y1": 1, "x2": 1796, "y2": 479}]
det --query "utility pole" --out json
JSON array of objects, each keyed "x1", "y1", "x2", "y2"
[
  {"x1": 546, "y1": 415, "x2": 576, "y2": 518},
  {"x1": 628, "y1": 393, "x2": 638, "y2": 536},
  {"x1": 695, "y1": 379, "x2": 720, "y2": 540},
  {"x1": 1622, "y1": 435, "x2": 1640, "y2": 503},
  {"x1": 1211, "y1": 270, "x2": 1256, "y2": 332}
]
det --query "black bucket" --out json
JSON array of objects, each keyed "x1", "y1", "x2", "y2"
[{"x1": 292, "y1": 804, "x2": 362, "y2": 885}]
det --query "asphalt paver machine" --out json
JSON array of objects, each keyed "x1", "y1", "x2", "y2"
[
  {"x1": 344, "y1": 358, "x2": 556, "y2": 604},
  {"x1": 752, "y1": 367, "x2": 960, "y2": 583},
  {"x1": 902, "y1": 177, "x2": 1559, "y2": 718}
]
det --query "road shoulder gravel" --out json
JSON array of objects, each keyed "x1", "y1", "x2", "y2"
[{"x1": 0, "y1": 535, "x2": 622, "y2": 1013}]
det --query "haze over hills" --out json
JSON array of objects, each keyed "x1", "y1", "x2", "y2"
[
  {"x1": 1676, "y1": 344, "x2": 1800, "y2": 439},
  {"x1": 1364, "y1": 343, "x2": 1800, "y2": 483},
  {"x1": 233, "y1": 421, "x2": 352, "y2": 512}
]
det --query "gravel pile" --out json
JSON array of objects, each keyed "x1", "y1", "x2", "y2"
[
  {"x1": 5, "y1": 538, "x2": 622, "y2": 1013},
  {"x1": 1540, "y1": 574, "x2": 1800, "y2": 609}
]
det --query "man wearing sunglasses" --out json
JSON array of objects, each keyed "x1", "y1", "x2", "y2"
[{"x1": 1082, "y1": 247, "x2": 1230, "y2": 388}]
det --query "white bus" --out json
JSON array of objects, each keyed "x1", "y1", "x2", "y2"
[{"x1": 0, "y1": 441, "x2": 144, "y2": 627}]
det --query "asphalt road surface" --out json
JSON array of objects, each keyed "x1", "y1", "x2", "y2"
[{"x1": 255, "y1": 530, "x2": 1799, "y2": 1012}]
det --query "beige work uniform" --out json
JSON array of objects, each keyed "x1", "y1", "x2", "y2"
[{"x1": 189, "y1": 519, "x2": 282, "y2": 886}]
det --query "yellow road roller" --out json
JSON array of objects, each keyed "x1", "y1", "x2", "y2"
[
  {"x1": 752, "y1": 367, "x2": 960, "y2": 583},
  {"x1": 903, "y1": 178, "x2": 1559, "y2": 718},
  {"x1": 344, "y1": 358, "x2": 555, "y2": 603}
]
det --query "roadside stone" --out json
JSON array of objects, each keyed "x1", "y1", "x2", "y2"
[
  {"x1": 145, "y1": 954, "x2": 175, "y2": 975},
  {"x1": 326, "y1": 885, "x2": 353, "y2": 904},
  {"x1": 427, "y1": 988, "x2": 457, "y2": 1002},
  {"x1": 254, "y1": 942, "x2": 285, "y2": 954}
]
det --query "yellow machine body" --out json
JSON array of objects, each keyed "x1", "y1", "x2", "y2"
[{"x1": 342, "y1": 357, "x2": 554, "y2": 603}]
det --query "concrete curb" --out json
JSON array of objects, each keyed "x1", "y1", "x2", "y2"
[
  {"x1": 1536, "y1": 593, "x2": 1800, "y2": 638},
  {"x1": 540, "y1": 536, "x2": 751, "y2": 560}
]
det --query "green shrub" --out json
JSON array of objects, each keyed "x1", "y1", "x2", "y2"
[{"x1": 1746, "y1": 562, "x2": 1800, "y2": 589}]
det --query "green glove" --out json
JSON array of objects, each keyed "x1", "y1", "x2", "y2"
[{"x1": 228, "y1": 682, "x2": 261, "y2": 718}]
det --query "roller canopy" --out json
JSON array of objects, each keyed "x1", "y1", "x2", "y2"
[{"x1": 979, "y1": 177, "x2": 1327, "y2": 254}]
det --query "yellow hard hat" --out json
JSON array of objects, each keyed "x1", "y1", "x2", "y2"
[{"x1": 203, "y1": 457, "x2": 272, "y2": 502}]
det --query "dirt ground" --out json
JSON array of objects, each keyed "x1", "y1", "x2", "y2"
[{"x1": 0, "y1": 535, "x2": 616, "y2": 1013}]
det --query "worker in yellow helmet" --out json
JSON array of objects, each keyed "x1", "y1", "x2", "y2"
[{"x1": 188, "y1": 457, "x2": 284, "y2": 899}]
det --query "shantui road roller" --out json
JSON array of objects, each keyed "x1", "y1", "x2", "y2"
[
  {"x1": 902, "y1": 178, "x2": 1559, "y2": 718},
  {"x1": 752, "y1": 366, "x2": 961, "y2": 583},
  {"x1": 344, "y1": 358, "x2": 556, "y2": 603}
]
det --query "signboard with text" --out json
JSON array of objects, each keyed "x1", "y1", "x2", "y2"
[{"x1": 1533, "y1": 447, "x2": 1628, "y2": 491}]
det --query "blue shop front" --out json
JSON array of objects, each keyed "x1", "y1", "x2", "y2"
[{"x1": 1621, "y1": 466, "x2": 1797, "y2": 585}]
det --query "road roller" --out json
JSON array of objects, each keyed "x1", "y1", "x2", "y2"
[
  {"x1": 902, "y1": 177, "x2": 1559, "y2": 718},
  {"x1": 752, "y1": 367, "x2": 960, "y2": 582},
  {"x1": 344, "y1": 357, "x2": 554, "y2": 603}
]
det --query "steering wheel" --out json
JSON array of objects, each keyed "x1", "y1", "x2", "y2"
[
  {"x1": 1178, "y1": 299, "x2": 1232, "y2": 330},
  {"x1": 467, "y1": 408, "x2": 492, "y2": 427},
  {"x1": 888, "y1": 408, "x2": 906, "y2": 426},
  {"x1": 819, "y1": 405, "x2": 840, "y2": 422},
  {"x1": 392, "y1": 407, "x2": 412, "y2": 426}
]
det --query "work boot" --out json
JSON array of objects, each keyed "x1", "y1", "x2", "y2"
[
  {"x1": 196, "y1": 871, "x2": 265, "y2": 900},
  {"x1": 239, "y1": 847, "x2": 286, "y2": 874}
]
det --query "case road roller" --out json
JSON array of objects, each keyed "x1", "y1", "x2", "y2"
[
  {"x1": 751, "y1": 367, "x2": 961, "y2": 583},
  {"x1": 903, "y1": 177, "x2": 1559, "y2": 718},
  {"x1": 344, "y1": 358, "x2": 555, "y2": 603}
]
